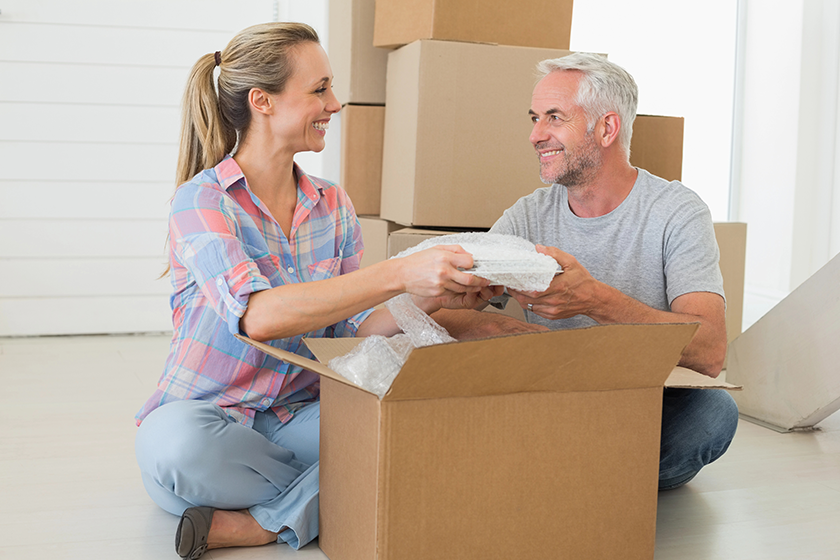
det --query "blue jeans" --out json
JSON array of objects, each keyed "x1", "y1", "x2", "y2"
[
  {"x1": 659, "y1": 388, "x2": 739, "y2": 490},
  {"x1": 134, "y1": 399, "x2": 321, "y2": 549}
]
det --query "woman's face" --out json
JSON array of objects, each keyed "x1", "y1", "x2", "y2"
[{"x1": 268, "y1": 42, "x2": 340, "y2": 155}]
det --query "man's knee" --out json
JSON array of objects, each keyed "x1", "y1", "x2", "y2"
[
  {"x1": 698, "y1": 389, "x2": 739, "y2": 456},
  {"x1": 659, "y1": 389, "x2": 739, "y2": 488}
]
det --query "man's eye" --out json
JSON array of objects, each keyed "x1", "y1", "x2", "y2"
[
  {"x1": 315, "y1": 87, "x2": 327, "y2": 94},
  {"x1": 531, "y1": 116, "x2": 539, "y2": 123}
]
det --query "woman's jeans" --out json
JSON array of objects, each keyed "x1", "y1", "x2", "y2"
[{"x1": 135, "y1": 400, "x2": 320, "y2": 549}]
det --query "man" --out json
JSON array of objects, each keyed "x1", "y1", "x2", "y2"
[{"x1": 436, "y1": 53, "x2": 738, "y2": 490}]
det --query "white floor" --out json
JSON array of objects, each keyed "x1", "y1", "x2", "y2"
[{"x1": 1, "y1": 334, "x2": 839, "y2": 560}]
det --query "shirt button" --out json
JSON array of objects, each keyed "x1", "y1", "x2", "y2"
[
  {"x1": 261, "y1": 398, "x2": 271, "y2": 407},
  {"x1": 216, "y1": 278, "x2": 225, "y2": 286},
  {"x1": 339, "y1": 249, "x2": 343, "y2": 257},
  {"x1": 287, "y1": 266, "x2": 294, "y2": 274}
]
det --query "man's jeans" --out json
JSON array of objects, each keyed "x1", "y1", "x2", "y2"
[{"x1": 659, "y1": 388, "x2": 739, "y2": 490}]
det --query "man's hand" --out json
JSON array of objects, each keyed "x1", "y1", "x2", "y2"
[
  {"x1": 508, "y1": 245, "x2": 602, "y2": 320},
  {"x1": 509, "y1": 245, "x2": 727, "y2": 377}
]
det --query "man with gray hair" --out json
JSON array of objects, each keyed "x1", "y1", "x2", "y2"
[{"x1": 437, "y1": 53, "x2": 738, "y2": 489}]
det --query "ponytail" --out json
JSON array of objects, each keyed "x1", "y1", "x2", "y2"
[{"x1": 176, "y1": 53, "x2": 236, "y2": 185}]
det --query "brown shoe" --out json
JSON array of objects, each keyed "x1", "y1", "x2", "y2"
[{"x1": 175, "y1": 506, "x2": 215, "y2": 559}]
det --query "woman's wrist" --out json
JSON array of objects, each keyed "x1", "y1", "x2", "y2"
[
  {"x1": 411, "y1": 294, "x2": 442, "y2": 316},
  {"x1": 377, "y1": 257, "x2": 408, "y2": 294}
]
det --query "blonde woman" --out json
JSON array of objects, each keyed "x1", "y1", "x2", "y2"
[{"x1": 134, "y1": 22, "x2": 495, "y2": 559}]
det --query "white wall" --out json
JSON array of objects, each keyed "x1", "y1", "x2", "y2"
[
  {"x1": 731, "y1": 0, "x2": 840, "y2": 329},
  {"x1": 0, "y1": 0, "x2": 330, "y2": 337},
  {"x1": 570, "y1": 0, "x2": 738, "y2": 222},
  {"x1": 0, "y1": 0, "x2": 322, "y2": 336}
]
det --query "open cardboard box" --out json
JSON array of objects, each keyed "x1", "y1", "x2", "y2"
[{"x1": 237, "y1": 324, "x2": 738, "y2": 559}]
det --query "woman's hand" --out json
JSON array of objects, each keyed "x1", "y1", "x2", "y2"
[
  {"x1": 416, "y1": 284, "x2": 505, "y2": 315},
  {"x1": 394, "y1": 245, "x2": 491, "y2": 299}
]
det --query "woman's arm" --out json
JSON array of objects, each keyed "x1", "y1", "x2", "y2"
[{"x1": 240, "y1": 246, "x2": 492, "y2": 341}]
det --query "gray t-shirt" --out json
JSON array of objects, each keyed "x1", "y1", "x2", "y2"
[{"x1": 490, "y1": 168, "x2": 724, "y2": 330}]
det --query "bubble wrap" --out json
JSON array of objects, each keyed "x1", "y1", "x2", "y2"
[
  {"x1": 392, "y1": 232, "x2": 559, "y2": 292},
  {"x1": 329, "y1": 294, "x2": 458, "y2": 398},
  {"x1": 327, "y1": 334, "x2": 414, "y2": 399},
  {"x1": 385, "y1": 293, "x2": 456, "y2": 348}
]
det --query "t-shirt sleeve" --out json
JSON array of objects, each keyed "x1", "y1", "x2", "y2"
[
  {"x1": 490, "y1": 203, "x2": 520, "y2": 237},
  {"x1": 662, "y1": 195, "x2": 725, "y2": 306},
  {"x1": 170, "y1": 185, "x2": 271, "y2": 335}
]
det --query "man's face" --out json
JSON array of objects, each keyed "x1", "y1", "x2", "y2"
[{"x1": 529, "y1": 70, "x2": 601, "y2": 187}]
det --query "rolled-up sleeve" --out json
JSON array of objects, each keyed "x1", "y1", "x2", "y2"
[{"x1": 171, "y1": 185, "x2": 271, "y2": 335}]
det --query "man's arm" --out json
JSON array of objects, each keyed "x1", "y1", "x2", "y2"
[
  {"x1": 508, "y1": 245, "x2": 727, "y2": 377},
  {"x1": 432, "y1": 307, "x2": 549, "y2": 340}
]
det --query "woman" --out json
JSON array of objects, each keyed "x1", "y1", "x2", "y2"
[{"x1": 134, "y1": 22, "x2": 494, "y2": 559}]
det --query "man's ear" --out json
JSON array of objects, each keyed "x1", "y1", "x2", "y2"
[
  {"x1": 598, "y1": 112, "x2": 621, "y2": 148},
  {"x1": 248, "y1": 88, "x2": 273, "y2": 115}
]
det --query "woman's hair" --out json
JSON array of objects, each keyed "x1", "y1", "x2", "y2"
[
  {"x1": 176, "y1": 22, "x2": 320, "y2": 184},
  {"x1": 536, "y1": 53, "x2": 638, "y2": 159}
]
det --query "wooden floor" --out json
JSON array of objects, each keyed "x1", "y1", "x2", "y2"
[{"x1": 1, "y1": 333, "x2": 839, "y2": 559}]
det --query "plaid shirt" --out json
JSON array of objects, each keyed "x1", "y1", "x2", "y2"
[{"x1": 136, "y1": 156, "x2": 372, "y2": 427}]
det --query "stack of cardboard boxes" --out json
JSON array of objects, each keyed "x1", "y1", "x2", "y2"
[
  {"x1": 309, "y1": 2, "x2": 745, "y2": 559},
  {"x1": 330, "y1": 0, "x2": 687, "y2": 268}
]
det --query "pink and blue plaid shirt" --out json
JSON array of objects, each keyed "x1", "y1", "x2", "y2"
[{"x1": 136, "y1": 156, "x2": 372, "y2": 427}]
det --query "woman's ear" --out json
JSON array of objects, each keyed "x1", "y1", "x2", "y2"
[{"x1": 248, "y1": 88, "x2": 273, "y2": 115}]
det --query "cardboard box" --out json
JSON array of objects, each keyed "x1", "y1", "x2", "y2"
[
  {"x1": 328, "y1": 0, "x2": 388, "y2": 104},
  {"x1": 238, "y1": 322, "x2": 738, "y2": 560},
  {"x1": 373, "y1": 0, "x2": 574, "y2": 50},
  {"x1": 341, "y1": 104, "x2": 386, "y2": 216},
  {"x1": 630, "y1": 115, "x2": 684, "y2": 182},
  {"x1": 714, "y1": 222, "x2": 747, "y2": 345},
  {"x1": 358, "y1": 216, "x2": 400, "y2": 269},
  {"x1": 380, "y1": 40, "x2": 574, "y2": 228},
  {"x1": 726, "y1": 251, "x2": 840, "y2": 431},
  {"x1": 386, "y1": 227, "x2": 473, "y2": 258}
]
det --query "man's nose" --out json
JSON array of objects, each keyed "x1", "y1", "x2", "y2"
[{"x1": 530, "y1": 120, "x2": 549, "y2": 145}]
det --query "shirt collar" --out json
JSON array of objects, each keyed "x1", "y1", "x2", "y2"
[
  {"x1": 213, "y1": 155, "x2": 325, "y2": 202},
  {"x1": 293, "y1": 162, "x2": 325, "y2": 203},
  {"x1": 214, "y1": 155, "x2": 246, "y2": 191}
]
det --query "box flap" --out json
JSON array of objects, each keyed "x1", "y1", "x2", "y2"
[
  {"x1": 379, "y1": 323, "x2": 697, "y2": 400},
  {"x1": 233, "y1": 334, "x2": 363, "y2": 392},
  {"x1": 243, "y1": 325, "x2": 701, "y2": 401},
  {"x1": 665, "y1": 366, "x2": 742, "y2": 390},
  {"x1": 303, "y1": 336, "x2": 365, "y2": 363}
]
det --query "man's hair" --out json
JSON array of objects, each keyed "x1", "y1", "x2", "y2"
[{"x1": 536, "y1": 53, "x2": 638, "y2": 158}]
